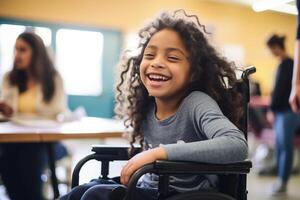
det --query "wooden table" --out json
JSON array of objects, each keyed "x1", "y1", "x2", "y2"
[
  {"x1": 0, "y1": 117, "x2": 125, "y2": 142},
  {"x1": 0, "y1": 117, "x2": 126, "y2": 199}
]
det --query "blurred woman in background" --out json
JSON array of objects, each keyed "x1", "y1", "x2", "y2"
[
  {"x1": 1, "y1": 32, "x2": 67, "y2": 118},
  {"x1": 0, "y1": 32, "x2": 68, "y2": 200},
  {"x1": 266, "y1": 34, "x2": 300, "y2": 196}
]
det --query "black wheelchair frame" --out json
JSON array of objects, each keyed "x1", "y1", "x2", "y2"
[{"x1": 70, "y1": 66, "x2": 256, "y2": 200}]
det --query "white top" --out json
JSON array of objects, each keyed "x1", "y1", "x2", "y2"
[{"x1": 1, "y1": 72, "x2": 68, "y2": 119}]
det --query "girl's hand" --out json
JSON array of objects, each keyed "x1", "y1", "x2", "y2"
[
  {"x1": 120, "y1": 147, "x2": 167, "y2": 186},
  {"x1": 0, "y1": 102, "x2": 13, "y2": 117}
]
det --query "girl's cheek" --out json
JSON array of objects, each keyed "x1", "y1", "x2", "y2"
[
  {"x1": 139, "y1": 63, "x2": 147, "y2": 76},
  {"x1": 139, "y1": 72, "x2": 146, "y2": 84}
]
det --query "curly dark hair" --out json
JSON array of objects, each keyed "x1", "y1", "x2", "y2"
[
  {"x1": 9, "y1": 32, "x2": 57, "y2": 103},
  {"x1": 115, "y1": 10, "x2": 243, "y2": 151}
]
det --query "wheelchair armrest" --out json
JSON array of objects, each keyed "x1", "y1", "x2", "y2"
[
  {"x1": 91, "y1": 144, "x2": 142, "y2": 160},
  {"x1": 124, "y1": 160, "x2": 252, "y2": 199},
  {"x1": 71, "y1": 145, "x2": 142, "y2": 188},
  {"x1": 153, "y1": 159, "x2": 252, "y2": 175}
]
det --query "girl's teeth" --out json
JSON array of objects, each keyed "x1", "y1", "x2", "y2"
[{"x1": 148, "y1": 74, "x2": 169, "y2": 80}]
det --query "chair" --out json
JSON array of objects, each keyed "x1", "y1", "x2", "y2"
[{"x1": 70, "y1": 66, "x2": 256, "y2": 200}]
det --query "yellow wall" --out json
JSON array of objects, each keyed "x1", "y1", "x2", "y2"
[{"x1": 0, "y1": 0, "x2": 297, "y2": 94}]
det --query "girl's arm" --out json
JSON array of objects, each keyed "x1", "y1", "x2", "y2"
[
  {"x1": 161, "y1": 95, "x2": 248, "y2": 164},
  {"x1": 120, "y1": 146, "x2": 167, "y2": 185}
]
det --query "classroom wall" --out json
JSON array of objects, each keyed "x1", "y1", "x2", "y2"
[{"x1": 0, "y1": 0, "x2": 297, "y2": 95}]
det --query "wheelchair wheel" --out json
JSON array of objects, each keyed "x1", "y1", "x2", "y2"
[{"x1": 165, "y1": 191, "x2": 235, "y2": 200}]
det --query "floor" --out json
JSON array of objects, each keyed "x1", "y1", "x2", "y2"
[
  {"x1": 248, "y1": 168, "x2": 300, "y2": 200},
  {"x1": 1, "y1": 137, "x2": 300, "y2": 200}
]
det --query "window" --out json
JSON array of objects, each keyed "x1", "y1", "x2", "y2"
[
  {"x1": 35, "y1": 27, "x2": 52, "y2": 47},
  {"x1": 56, "y1": 29, "x2": 103, "y2": 95},
  {"x1": 0, "y1": 24, "x2": 25, "y2": 78},
  {"x1": 0, "y1": 21, "x2": 104, "y2": 96}
]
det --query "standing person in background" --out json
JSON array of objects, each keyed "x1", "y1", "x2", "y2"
[
  {"x1": 0, "y1": 32, "x2": 68, "y2": 200},
  {"x1": 267, "y1": 34, "x2": 300, "y2": 196}
]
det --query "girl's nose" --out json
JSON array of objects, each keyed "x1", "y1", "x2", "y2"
[{"x1": 151, "y1": 60, "x2": 166, "y2": 68}]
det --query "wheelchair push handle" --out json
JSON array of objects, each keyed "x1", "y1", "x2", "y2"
[{"x1": 241, "y1": 66, "x2": 256, "y2": 80}]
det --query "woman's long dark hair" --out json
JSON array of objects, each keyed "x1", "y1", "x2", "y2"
[
  {"x1": 115, "y1": 10, "x2": 243, "y2": 150},
  {"x1": 9, "y1": 32, "x2": 57, "y2": 103}
]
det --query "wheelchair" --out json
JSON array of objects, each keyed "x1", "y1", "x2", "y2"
[{"x1": 70, "y1": 66, "x2": 256, "y2": 200}]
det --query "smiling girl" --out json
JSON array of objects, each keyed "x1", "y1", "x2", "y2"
[{"x1": 62, "y1": 10, "x2": 248, "y2": 200}]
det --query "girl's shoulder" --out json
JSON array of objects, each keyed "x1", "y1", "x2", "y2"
[
  {"x1": 184, "y1": 91, "x2": 216, "y2": 105},
  {"x1": 182, "y1": 91, "x2": 221, "y2": 113},
  {"x1": 180, "y1": 91, "x2": 224, "y2": 122}
]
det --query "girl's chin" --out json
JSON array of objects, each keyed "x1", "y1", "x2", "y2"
[{"x1": 147, "y1": 90, "x2": 170, "y2": 99}]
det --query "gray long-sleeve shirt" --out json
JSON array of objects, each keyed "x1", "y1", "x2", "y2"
[{"x1": 139, "y1": 91, "x2": 248, "y2": 193}]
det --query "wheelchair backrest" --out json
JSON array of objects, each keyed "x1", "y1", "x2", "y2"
[
  {"x1": 237, "y1": 66, "x2": 256, "y2": 139},
  {"x1": 219, "y1": 66, "x2": 255, "y2": 199}
]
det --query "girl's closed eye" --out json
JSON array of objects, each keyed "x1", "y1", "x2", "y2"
[
  {"x1": 144, "y1": 52, "x2": 155, "y2": 59},
  {"x1": 144, "y1": 53, "x2": 181, "y2": 62},
  {"x1": 167, "y1": 55, "x2": 181, "y2": 62}
]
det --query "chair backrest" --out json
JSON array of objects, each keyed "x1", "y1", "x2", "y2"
[
  {"x1": 218, "y1": 66, "x2": 256, "y2": 199},
  {"x1": 230, "y1": 66, "x2": 256, "y2": 139}
]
